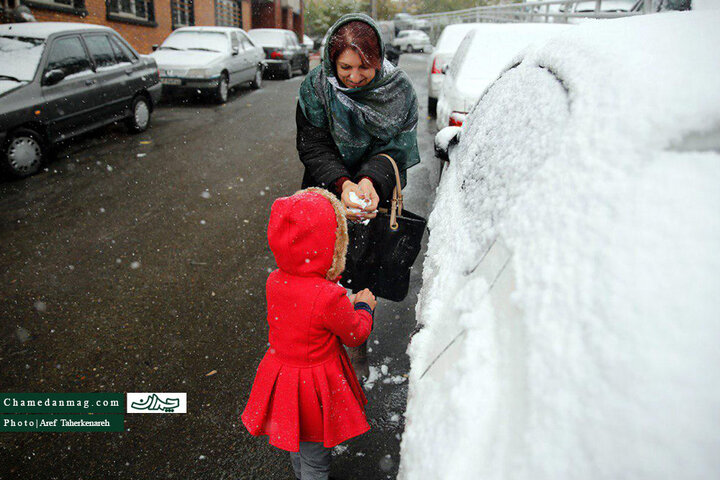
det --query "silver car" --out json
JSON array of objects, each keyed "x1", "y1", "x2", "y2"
[{"x1": 150, "y1": 26, "x2": 265, "y2": 103}]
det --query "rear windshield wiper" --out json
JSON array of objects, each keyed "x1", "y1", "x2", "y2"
[
  {"x1": 160, "y1": 46, "x2": 183, "y2": 51},
  {"x1": 0, "y1": 75, "x2": 22, "y2": 82},
  {"x1": 187, "y1": 48, "x2": 221, "y2": 52}
]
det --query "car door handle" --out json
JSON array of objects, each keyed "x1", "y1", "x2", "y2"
[
  {"x1": 85, "y1": 79, "x2": 96, "y2": 86},
  {"x1": 124, "y1": 68, "x2": 132, "y2": 75}
]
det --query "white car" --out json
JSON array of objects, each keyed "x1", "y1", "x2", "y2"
[
  {"x1": 150, "y1": 26, "x2": 264, "y2": 103},
  {"x1": 436, "y1": 23, "x2": 570, "y2": 129},
  {"x1": 393, "y1": 29, "x2": 432, "y2": 53},
  {"x1": 426, "y1": 23, "x2": 483, "y2": 116},
  {"x1": 302, "y1": 34, "x2": 314, "y2": 50},
  {"x1": 402, "y1": 10, "x2": 720, "y2": 480}
]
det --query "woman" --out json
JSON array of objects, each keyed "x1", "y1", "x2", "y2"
[{"x1": 296, "y1": 13, "x2": 420, "y2": 222}]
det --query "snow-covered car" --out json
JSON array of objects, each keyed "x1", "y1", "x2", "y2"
[
  {"x1": 426, "y1": 23, "x2": 482, "y2": 116},
  {"x1": 436, "y1": 23, "x2": 570, "y2": 129},
  {"x1": 247, "y1": 28, "x2": 309, "y2": 79},
  {"x1": 392, "y1": 30, "x2": 432, "y2": 53},
  {"x1": 150, "y1": 26, "x2": 264, "y2": 104},
  {"x1": 0, "y1": 22, "x2": 161, "y2": 178},
  {"x1": 402, "y1": 10, "x2": 720, "y2": 480}
]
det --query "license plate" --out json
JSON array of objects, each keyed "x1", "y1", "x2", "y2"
[{"x1": 162, "y1": 78, "x2": 182, "y2": 86}]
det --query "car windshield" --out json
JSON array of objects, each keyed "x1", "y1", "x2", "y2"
[
  {"x1": 0, "y1": 35, "x2": 45, "y2": 82},
  {"x1": 248, "y1": 30, "x2": 285, "y2": 47},
  {"x1": 161, "y1": 31, "x2": 229, "y2": 53}
]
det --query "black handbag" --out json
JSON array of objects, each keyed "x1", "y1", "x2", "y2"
[{"x1": 340, "y1": 154, "x2": 427, "y2": 302}]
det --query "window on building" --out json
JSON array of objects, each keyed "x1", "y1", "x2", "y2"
[
  {"x1": 171, "y1": 0, "x2": 193, "y2": 29},
  {"x1": 106, "y1": 0, "x2": 155, "y2": 24},
  {"x1": 215, "y1": 0, "x2": 241, "y2": 27},
  {"x1": 20, "y1": 0, "x2": 86, "y2": 16}
]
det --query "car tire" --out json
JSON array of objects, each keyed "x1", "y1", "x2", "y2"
[
  {"x1": 428, "y1": 96, "x2": 438, "y2": 117},
  {"x1": 301, "y1": 58, "x2": 309, "y2": 75},
  {"x1": 406, "y1": 45, "x2": 413, "y2": 53},
  {"x1": 126, "y1": 95, "x2": 152, "y2": 133},
  {"x1": 215, "y1": 73, "x2": 229, "y2": 104},
  {"x1": 2, "y1": 128, "x2": 45, "y2": 178},
  {"x1": 251, "y1": 66, "x2": 263, "y2": 89},
  {"x1": 283, "y1": 61, "x2": 293, "y2": 80}
]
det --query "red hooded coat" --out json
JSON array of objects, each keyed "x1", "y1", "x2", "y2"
[{"x1": 241, "y1": 188, "x2": 373, "y2": 452}]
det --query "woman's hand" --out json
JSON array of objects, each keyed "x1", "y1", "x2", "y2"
[
  {"x1": 341, "y1": 181, "x2": 366, "y2": 221},
  {"x1": 357, "y1": 178, "x2": 379, "y2": 220},
  {"x1": 354, "y1": 288, "x2": 377, "y2": 310}
]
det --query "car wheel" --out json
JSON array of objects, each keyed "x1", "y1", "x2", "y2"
[
  {"x1": 214, "y1": 73, "x2": 229, "y2": 104},
  {"x1": 428, "y1": 96, "x2": 438, "y2": 117},
  {"x1": 2, "y1": 128, "x2": 45, "y2": 178},
  {"x1": 406, "y1": 45, "x2": 413, "y2": 53},
  {"x1": 301, "y1": 58, "x2": 309, "y2": 75},
  {"x1": 126, "y1": 95, "x2": 152, "y2": 133},
  {"x1": 283, "y1": 61, "x2": 293, "y2": 80},
  {"x1": 251, "y1": 66, "x2": 263, "y2": 89}
]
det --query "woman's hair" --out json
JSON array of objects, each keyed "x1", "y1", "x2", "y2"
[{"x1": 329, "y1": 21, "x2": 382, "y2": 70}]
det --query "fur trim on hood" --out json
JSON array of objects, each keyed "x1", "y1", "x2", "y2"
[{"x1": 298, "y1": 188, "x2": 348, "y2": 281}]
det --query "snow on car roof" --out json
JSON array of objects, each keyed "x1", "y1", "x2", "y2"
[
  {"x1": 0, "y1": 22, "x2": 110, "y2": 39},
  {"x1": 174, "y1": 26, "x2": 243, "y2": 33},
  {"x1": 434, "y1": 23, "x2": 484, "y2": 54},
  {"x1": 519, "y1": 10, "x2": 720, "y2": 146},
  {"x1": 450, "y1": 23, "x2": 570, "y2": 94},
  {"x1": 248, "y1": 28, "x2": 294, "y2": 34}
]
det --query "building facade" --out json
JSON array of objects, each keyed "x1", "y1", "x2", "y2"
[{"x1": 0, "y1": 0, "x2": 304, "y2": 53}]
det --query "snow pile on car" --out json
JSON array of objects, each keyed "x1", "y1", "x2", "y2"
[{"x1": 400, "y1": 11, "x2": 720, "y2": 480}]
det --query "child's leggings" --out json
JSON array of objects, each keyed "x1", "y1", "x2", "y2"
[{"x1": 290, "y1": 441, "x2": 331, "y2": 480}]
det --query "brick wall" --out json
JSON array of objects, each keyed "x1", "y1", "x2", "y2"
[{"x1": 19, "y1": 0, "x2": 299, "y2": 54}]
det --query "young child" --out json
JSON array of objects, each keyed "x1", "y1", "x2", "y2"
[{"x1": 242, "y1": 188, "x2": 377, "y2": 480}]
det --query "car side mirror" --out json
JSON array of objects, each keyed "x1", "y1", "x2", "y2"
[
  {"x1": 434, "y1": 126, "x2": 462, "y2": 162},
  {"x1": 232, "y1": 46, "x2": 240, "y2": 55},
  {"x1": 42, "y1": 69, "x2": 65, "y2": 86},
  {"x1": 152, "y1": 44, "x2": 158, "y2": 51},
  {"x1": 441, "y1": 64, "x2": 449, "y2": 74}
]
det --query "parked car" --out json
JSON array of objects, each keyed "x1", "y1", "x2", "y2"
[
  {"x1": 426, "y1": 23, "x2": 483, "y2": 116},
  {"x1": 392, "y1": 30, "x2": 432, "y2": 53},
  {"x1": 302, "y1": 34, "x2": 314, "y2": 51},
  {"x1": 0, "y1": 22, "x2": 160, "y2": 178},
  {"x1": 393, "y1": 13, "x2": 415, "y2": 34},
  {"x1": 247, "y1": 28, "x2": 309, "y2": 79},
  {"x1": 150, "y1": 26, "x2": 264, "y2": 104},
  {"x1": 404, "y1": 10, "x2": 720, "y2": 479},
  {"x1": 436, "y1": 24, "x2": 569, "y2": 129}
]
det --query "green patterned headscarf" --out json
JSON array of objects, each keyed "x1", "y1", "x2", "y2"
[{"x1": 298, "y1": 13, "x2": 420, "y2": 178}]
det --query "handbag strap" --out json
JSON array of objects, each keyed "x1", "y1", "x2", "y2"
[{"x1": 378, "y1": 153, "x2": 403, "y2": 230}]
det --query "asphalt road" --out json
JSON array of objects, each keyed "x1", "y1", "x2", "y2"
[{"x1": 0, "y1": 53, "x2": 439, "y2": 480}]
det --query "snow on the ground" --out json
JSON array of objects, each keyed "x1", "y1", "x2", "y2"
[{"x1": 401, "y1": 11, "x2": 720, "y2": 480}]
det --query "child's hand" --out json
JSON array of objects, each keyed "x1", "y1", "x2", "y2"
[{"x1": 354, "y1": 288, "x2": 377, "y2": 310}]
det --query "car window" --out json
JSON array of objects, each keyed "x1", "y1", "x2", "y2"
[
  {"x1": 239, "y1": 32, "x2": 254, "y2": 49},
  {"x1": 110, "y1": 36, "x2": 137, "y2": 63},
  {"x1": 45, "y1": 35, "x2": 92, "y2": 79},
  {"x1": 84, "y1": 34, "x2": 117, "y2": 69}
]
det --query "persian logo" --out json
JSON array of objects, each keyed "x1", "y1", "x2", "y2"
[{"x1": 126, "y1": 393, "x2": 186, "y2": 414}]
